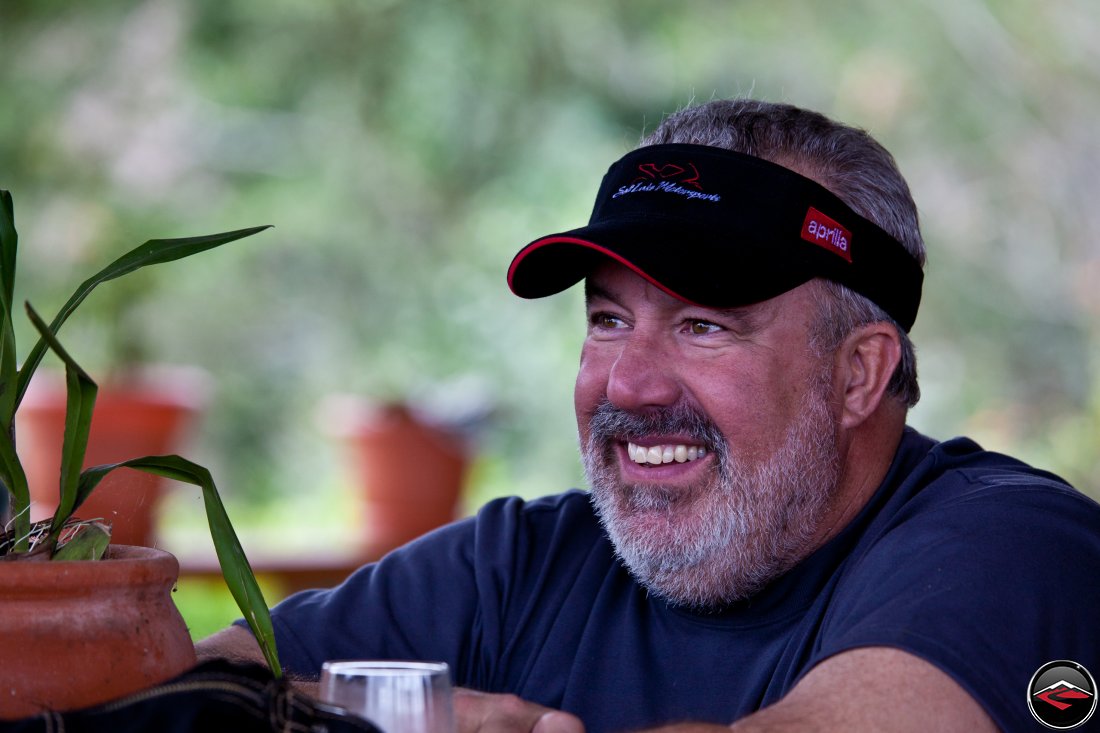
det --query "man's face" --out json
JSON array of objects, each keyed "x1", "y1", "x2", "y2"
[{"x1": 575, "y1": 262, "x2": 843, "y2": 608}]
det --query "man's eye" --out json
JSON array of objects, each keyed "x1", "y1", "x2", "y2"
[
  {"x1": 589, "y1": 312, "x2": 625, "y2": 329},
  {"x1": 687, "y1": 320, "x2": 721, "y2": 335}
]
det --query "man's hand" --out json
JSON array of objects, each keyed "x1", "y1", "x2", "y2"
[{"x1": 455, "y1": 689, "x2": 585, "y2": 733}]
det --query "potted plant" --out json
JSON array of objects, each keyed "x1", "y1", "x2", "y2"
[
  {"x1": 17, "y1": 220, "x2": 216, "y2": 548},
  {"x1": 17, "y1": 364, "x2": 208, "y2": 547},
  {"x1": 0, "y1": 189, "x2": 281, "y2": 717}
]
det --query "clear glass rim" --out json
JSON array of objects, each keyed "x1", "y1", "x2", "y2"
[{"x1": 321, "y1": 660, "x2": 450, "y2": 677}]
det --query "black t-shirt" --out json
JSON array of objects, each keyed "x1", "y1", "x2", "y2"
[{"x1": 261, "y1": 429, "x2": 1100, "y2": 732}]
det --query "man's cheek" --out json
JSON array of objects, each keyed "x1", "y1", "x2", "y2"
[{"x1": 574, "y1": 364, "x2": 609, "y2": 422}]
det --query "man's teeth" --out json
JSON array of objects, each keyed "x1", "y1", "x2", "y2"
[{"x1": 626, "y1": 442, "x2": 707, "y2": 465}]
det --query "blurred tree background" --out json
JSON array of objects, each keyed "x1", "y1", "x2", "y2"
[{"x1": 2, "y1": 0, "x2": 1098, "y2": 561}]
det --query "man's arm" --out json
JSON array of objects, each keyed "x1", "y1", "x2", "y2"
[
  {"x1": 195, "y1": 625, "x2": 269, "y2": 665},
  {"x1": 198, "y1": 627, "x2": 585, "y2": 733},
  {"x1": 197, "y1": 625, "x2": 323, "y2": 696},
  {"x1": 440, "y1": 647, "x2": 998, "y2": 733},
  {"x1": 198, "y1": 634, "x2": 995, "y2": 732},
  {"x1": 727, "y1": 647, "x2": 997, "y2": 732}
]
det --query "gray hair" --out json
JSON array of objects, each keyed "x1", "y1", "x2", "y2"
[{"x1": 641, "y1": 99, "x2": 923, "y2": 407}]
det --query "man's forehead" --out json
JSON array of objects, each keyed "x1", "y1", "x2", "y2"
[
  {"x1": 583, "y1": 260, "x2": 779, "y2": 320},
  {"x1": 583, "y1": 260, "x2": 687, "y2": 304}
]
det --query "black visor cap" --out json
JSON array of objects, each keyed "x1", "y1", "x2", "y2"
[{"x1": 508, "y1": 144, "x2": 923, "y2": 331}]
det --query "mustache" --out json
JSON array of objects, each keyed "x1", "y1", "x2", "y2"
[{"x1": 587, "y1": 399, "x2": 726, "y2": 455}]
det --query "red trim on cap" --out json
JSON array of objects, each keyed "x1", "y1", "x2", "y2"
[{"x1": 508, "y1": 236, "x2": 705, "y2": 307}]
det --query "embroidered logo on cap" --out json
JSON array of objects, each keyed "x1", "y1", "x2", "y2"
[
  {"x1": 801, "y1": 207, "x2": 852, "y2": 262},
  {"x1": 612, "y1": 161, "x2": 722, "y2": 202},
  {"x1": 634, "y1": 162, "x2": 703, "y2": 190}
]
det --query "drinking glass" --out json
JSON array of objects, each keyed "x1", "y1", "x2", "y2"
[{"x1": 319, "y1": 660, "x2": 455, "y2": 733}]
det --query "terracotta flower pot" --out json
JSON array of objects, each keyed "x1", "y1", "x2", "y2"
[
  {"x1": 17, "y1": 368, "x2": 207, "y2": 547},
  {"x1": 0, "y1": 544, "x2": 197, "y2": 719},
  {"x1": 331, "y1": 401, "x2": 469, "y2": 557}
]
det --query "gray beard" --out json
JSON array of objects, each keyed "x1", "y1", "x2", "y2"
[{"x1": 581, "y1": 382, "x2": 840, "y2": 610}]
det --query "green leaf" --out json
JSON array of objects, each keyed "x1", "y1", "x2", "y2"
[
  {"x1": 0, "y1": 191, "x2": 16, "y2": 307},
  {"x1": 13, "y1": 224, "x2": 271, "y2": 411},
  {"x1": 78, "y1": 455, "x2": 282, "y2": 677},
  {"x1": 0, "y1": 191, "x2": 19, "y2": 432},
  {"x1": 0, "y1": 188, "x2": 16, "y2": 310},
  {"x1": 0, "y1": 196, "x2": 28, "y2": 549},
  {"x1": 52, "y1": 521, "x2": 111, "y2": 561},
  {"x1": 0, "y1": 421, "x2": 31, "y2": 554},
  {"x1": 25, "y1": 303, "x2": 98, "y2": 553}
]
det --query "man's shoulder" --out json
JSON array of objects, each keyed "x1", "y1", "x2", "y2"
[
  {"x1": 474, "y1": 489, "x2": 598, "y2": 526},
  {"x1": 892, "y1": 429, "x2": 1096, "y2": 516},
  {"x1": 847, "y1": 428, "x2": 1100, "y2": 571},
  {"x1": 469, "y1": 489, "x2": 605, "y2": 554},
  {"x1": 819, "y1": 431, "x2": 1100, "y2": 731},
  {"x1": 484, "y1": 488, "x2": 595, "y2": 512},
  {"x1": 837, "y1": 428, "x2": 1100, "y2": 577},
  {"x1": 372, "y1": 490, "x2": 603, "y2": 580}
]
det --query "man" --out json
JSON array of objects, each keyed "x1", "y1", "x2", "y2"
[{"x1": 200, "y1": 99, "x2": 1100, "y2": 732}]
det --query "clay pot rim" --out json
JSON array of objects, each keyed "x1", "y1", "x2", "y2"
[
  {"x1": 0, "y1": 544, "x2": 180, "y2": 583},
  {"x1": 21, "y1": 366, "x2": 210, "y2": 412}
]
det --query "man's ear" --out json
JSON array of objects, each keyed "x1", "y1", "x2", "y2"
[{"x1": 833, "y1": 323, "x2": 902, "y2": 429}]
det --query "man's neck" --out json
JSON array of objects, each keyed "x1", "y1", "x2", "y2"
[{"x1": 812, "y1": 402, "x2": 907, "y2": 553}]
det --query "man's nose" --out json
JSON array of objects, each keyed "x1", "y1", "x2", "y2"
[{"x1": 605, "y1": 336, "x2": 682, "y2": 411}]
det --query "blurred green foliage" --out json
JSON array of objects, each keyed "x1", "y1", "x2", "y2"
[{"x1": 1, "y1": 0, "x2": 1098, "y2": 536}]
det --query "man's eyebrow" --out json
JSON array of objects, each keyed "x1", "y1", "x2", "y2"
[
  {"x1": 585, "y1": 279, "x2": 764, "y2": 330},
  {"x1": 690, "y1": 304, "x2": 763, "y2": 335},
  {"x1": 711, "y1": 304, "x2": 760, "y2": 324},
  {"x1": 584, "y1": 281, "x2": 617, "y2": 308}
]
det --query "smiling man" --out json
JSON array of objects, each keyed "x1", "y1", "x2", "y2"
[
  {"x1": 199, "y1": 99, "x2": 1100, "y2": 732},
  {"x1": 576, "y1": 267, "x2": 847, "y2": 611}
]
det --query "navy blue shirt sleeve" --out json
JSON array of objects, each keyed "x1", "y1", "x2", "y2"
[
  {"x1": 256, "y1": 491, "x2": 597, "y2": 684},
  {"x1": 263, "y1": 512, "x2": 481, "y2": 678},
  {"x1": 813, "y1": 469, "x2": 1100, "y2": 732}
]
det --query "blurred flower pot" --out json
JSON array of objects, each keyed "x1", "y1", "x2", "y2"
[
  {"x1": 0, "y1": 544, "x2": 196, "y2": 718},
  {"x1": 327, "y1": 399, "x2": 470, "y2": 557},
  {"x1": 17, "y1": 367, "x2": 208, "y2": 547}
]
